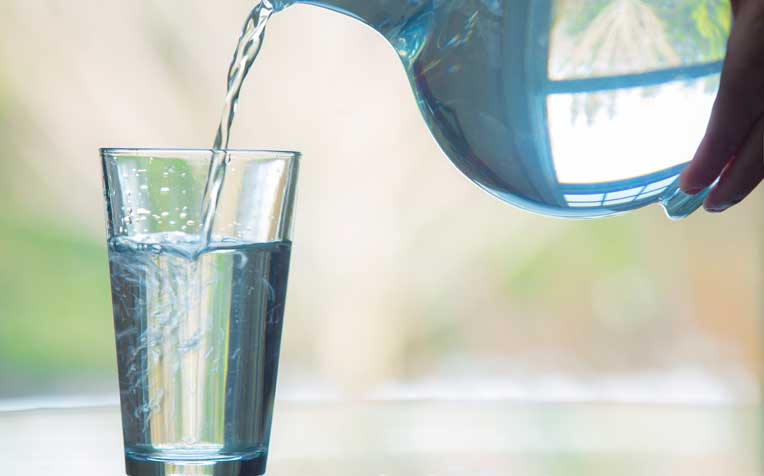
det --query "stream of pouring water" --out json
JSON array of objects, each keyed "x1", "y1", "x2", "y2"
[{"x1": 200, "y1": 1, "x2": 274, "y2": 243}]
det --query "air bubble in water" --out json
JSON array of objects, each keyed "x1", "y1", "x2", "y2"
[
  {"x1": 139, "y1": 185, "x2": 148, "y2": 191},
  {"x1": 160, "y1": 187, "x2": 170, "y2": 194},
  {"x1": 161, "y1": 211, "x2": 169, "y2": 217}
]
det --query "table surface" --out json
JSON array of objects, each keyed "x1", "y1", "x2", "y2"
[{"x1": 1, "y1": 400, "x2": 761, "y2": 475}]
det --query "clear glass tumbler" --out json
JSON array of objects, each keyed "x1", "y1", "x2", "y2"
[{"x1": 101, "y1": 148, "x2": 300, "y2": 476}]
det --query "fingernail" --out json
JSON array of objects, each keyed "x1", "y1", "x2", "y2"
[
  {"x1": 705, "y1": 204, "x2": 729, "y2": 213},
  {"x1": 684, "y1": 186, "x2": 703, "y2": 195},
  {"x1": 706, "y1": 198, "x2": 742, "y2": 213}
]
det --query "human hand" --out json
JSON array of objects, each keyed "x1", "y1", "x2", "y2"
[{"x1": 680, "y1": 0, "x2": 764, "y2": 212}]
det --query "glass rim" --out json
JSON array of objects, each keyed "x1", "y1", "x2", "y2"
[{"x1": 100, "y1": 147, "x2": 301, "y2": 161}]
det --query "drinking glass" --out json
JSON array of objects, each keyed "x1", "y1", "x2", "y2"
[{"x1": 101, "y1": 148, "x2": 300, "y2": 476}]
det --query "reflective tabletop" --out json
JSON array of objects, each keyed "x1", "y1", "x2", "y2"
[{"x1": 1, "y1": 400, "x2": 761, "y2": 475}]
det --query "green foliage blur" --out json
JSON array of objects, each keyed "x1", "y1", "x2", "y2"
[{"x1": 0, "y1": 213, "x2": 114, "y2": 395}]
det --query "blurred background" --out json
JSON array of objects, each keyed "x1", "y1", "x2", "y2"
[{"x1": 0, "y1": 0, "x2": 761, "y2": 409}]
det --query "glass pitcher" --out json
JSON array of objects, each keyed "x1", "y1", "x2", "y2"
[{"x1": 270, "y1": 0, "x2": 731, "y2": 219}]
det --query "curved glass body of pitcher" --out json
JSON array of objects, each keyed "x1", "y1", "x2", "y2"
[{"x1": 273, "y1": 0, "x2": 731, "y2": 219}]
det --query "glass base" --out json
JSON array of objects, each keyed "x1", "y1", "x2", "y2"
[{"x1": 125, "y1": 454, "x2": 267, "y2": 476}]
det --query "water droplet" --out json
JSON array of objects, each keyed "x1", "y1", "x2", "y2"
[
  {"x1": 139, "y1": 184, "x2": 148, "y2": 191},
  {"x1": 161, "y1": 211, "x2": 169, "y2": 217},
  {"x1": 169, "y1": 220, "x2": 176, "y2": 225},
  {"x1": 160, "y1": 187, "x2": 170, "y2": 193},
  {"x1": 180, "y1": 172, "x2": 187, "y2": 178},
  {"x1": 179, "y1": 212, "x2": 188, "y2": 219},
  {"x1": 186, "y1": 220, "x2": 195, "y2": 226},
  {"x1": 181, "y1": 190, "x2": 187, "y2": 195}
]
